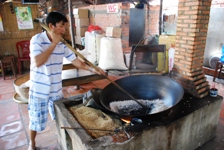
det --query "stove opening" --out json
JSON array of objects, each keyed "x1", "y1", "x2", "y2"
[{"x1": 121, "y1": 118, "x2": 131, "y2": 124}]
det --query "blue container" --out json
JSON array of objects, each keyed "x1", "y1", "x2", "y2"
[
  {"x1": 221, "y1": 46, "x2": 224, "y2": 63},
  {"x1": 210, "y1": 88, "x2": 218, "y2": 97},
  {"x1": 221, "y1": 56, "x2": 224, "y2": 63},
  {"x1": 222, "y1": 45, "x2": 224, "y2": 54}
]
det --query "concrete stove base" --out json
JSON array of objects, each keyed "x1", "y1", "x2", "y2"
[{"x1": 54, "y1": 94, "x2": 223, "y2": 150}]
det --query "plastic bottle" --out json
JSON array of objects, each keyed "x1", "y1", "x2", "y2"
[
  {"x1": 169, "y1": 47, "x2": 175, "y2": 72},
  {"x1": 221, "y1": 46, "x2": 224, "y2": 63}
]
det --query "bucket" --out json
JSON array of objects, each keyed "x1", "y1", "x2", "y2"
[{"x1": 210, "y1": 88, "x2": 218, "y2": 97}]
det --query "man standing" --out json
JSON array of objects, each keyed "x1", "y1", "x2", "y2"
[{"x1": 28, "y1": 11, "x2": 104, "y2": 150}]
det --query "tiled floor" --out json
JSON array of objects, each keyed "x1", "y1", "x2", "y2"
[{"x1": 0, "y1": 72, "x2": 223, "y2": 150}]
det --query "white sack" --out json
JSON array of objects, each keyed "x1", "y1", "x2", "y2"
[
  {"x1": 98, "y1": 37, "x2": 128, "y2": 70},
  {"x1": 85, "y1": 31, "x2": 103, "y2": 64}
]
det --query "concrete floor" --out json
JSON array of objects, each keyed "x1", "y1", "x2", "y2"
[{"x1": 0, "y1": 71, "x2": 223, "y2": 150}]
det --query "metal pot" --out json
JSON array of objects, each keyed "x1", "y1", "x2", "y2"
[{"x1": 100, "y1": 75, "x2": 184, "y2": 121}]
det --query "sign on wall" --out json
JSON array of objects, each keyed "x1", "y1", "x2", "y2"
[
  {"x1": 0, "y1": 14, "x2": 4, "y2": 31},
  {"x1": 107, "y1": 4, "x2": 119, "y2": 13},
  {"x1": 15, "y1": 7, "x2": 33, "y2": 30}
]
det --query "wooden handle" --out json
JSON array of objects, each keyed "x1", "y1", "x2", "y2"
[{"x1": 61, "y1": 126, "x2": 117, "y2": 132}]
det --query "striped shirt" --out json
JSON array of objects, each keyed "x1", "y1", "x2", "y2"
[{"x1": 29, "y1": 31, "x2": 76, "y2": 99}]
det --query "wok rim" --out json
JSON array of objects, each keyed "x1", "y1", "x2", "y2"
[{"x1": 99, "y1": 75, "x2": 184, "y2": 120}]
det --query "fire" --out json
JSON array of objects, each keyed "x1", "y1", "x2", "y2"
[{"x1": 121, "y1": 118, "x2": 131, "y2": 123}]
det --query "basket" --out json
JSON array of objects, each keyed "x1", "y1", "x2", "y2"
[{"x1": 13, "y1": 74, "x2": 30, "y2": 101}]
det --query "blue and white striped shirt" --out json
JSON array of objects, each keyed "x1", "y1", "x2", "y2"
[{"x1": 29, "y1": 31, "x2": 76, "y2": 99}]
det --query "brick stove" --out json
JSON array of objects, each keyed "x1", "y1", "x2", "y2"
[
  {"x1": 53, "y1": 0, "x2": 223, "y2": 149},
  {"x1": 54, "y1": 92, "x2": 222, "y2": 150}
]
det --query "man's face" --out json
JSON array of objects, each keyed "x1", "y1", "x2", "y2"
[{"x1": 50, "y1": 21, "x2": 67, "y2": 36}]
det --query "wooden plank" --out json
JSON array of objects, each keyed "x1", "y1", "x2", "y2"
[
  {"x1": 62, "y1": 74, "x2": 106, "y2": 86},
  {"x1": 131, "y1": 44, "x2": 166, "y2": 52},
  {"x1": 62, "y1": 63, "x2": 76, "y2": 70}
]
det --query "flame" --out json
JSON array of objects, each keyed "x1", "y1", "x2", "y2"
[{"x1": 121, "y1": 118, "x2": 131, "y2": 123}]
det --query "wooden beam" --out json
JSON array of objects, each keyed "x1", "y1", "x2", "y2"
[
  {"x1": 62, "y1": 63, "x2": 76, "y2": 70},
  {"x1": 62, "y1": 74, "x2": 106, "y2": 86}
]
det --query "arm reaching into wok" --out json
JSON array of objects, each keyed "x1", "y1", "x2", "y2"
[{"x1": 71, "y1": 58, "x2": 106, "y2": 75}]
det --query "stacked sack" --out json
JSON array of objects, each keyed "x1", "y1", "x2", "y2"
[{"x1": 85, "y1": 26, "x2": 104, "y2": 65}]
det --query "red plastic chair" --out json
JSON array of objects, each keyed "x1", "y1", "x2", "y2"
[{"x1": 16, "y1": 40, "x2": 30, "y2": 74}]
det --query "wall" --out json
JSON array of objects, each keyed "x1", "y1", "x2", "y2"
[
  {"x1": 76, "y1": 2, "x2": 160, "y2": 53},
  {"x1": 146, "y1": 5, "x2": 160, "y2": 36},
  {"x1": 162, "y1": 0, "x2": 178, "y2": 35},
  {"x1": 162, "y1": 0, "x2": 224, "y2": 69},
  {"x1": 204, "y1": 4, "x2": 224, "y2": 68},
  {"x1": 0, "y1": 1, "x2": 161, "y2": 57},
  {"x1": 0, "y1": 2, "x2": 42, "y2": 58},
  {"x1": 85, "y1": 3, "x2": 131, "y2": 52}
]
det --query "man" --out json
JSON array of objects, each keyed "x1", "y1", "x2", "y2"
[{"x1": 28, "y1": 11, "x2": 104, "y2": 150}]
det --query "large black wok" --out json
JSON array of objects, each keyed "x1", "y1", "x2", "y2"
[{"x1": 100, "y1": 75, "x2": 184, "y2": 121}]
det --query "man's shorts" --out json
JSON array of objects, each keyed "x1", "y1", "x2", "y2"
[{"x1": 28, "y1": 95, "x2": 62, "y2": 131}]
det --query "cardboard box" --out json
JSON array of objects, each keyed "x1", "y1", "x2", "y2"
[
  {"x1": 73, "y1": 9, "x2": 89, "y2": 18},
  {"x1": 75, "y1": 35, "x2": 84, "y2": 45},
  {"x1": 46, "y1": 0, "x2": 58, "y2": 8},
  {"x1": 47, "y1": 6, "x2": 58, "y2": 13},
  {"x1": 75, "y1": 18, "x2": 89, "y2": 27},
  {"x1": 76, "y1": 27, "x2": 88, "y2": 36},
  {"x1": 106, "y1": 27, "x2": 122, "y2": 38}
]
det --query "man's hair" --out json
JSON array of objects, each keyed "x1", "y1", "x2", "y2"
[{"x1": 45, "y1": 11, "x2": 68, "y2": 26}]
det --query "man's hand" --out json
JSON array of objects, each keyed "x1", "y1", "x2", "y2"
[
  {"x1": 71, "y1": 58, "x2": 106, "y2": 76},
  {"x1": 49, "y1": 30, "x2": 61, "y2": 45},
  {"x1": 89, "y1": 67, "x2": 106, "y2": 75}
]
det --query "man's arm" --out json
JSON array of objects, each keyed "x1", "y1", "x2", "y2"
[
  {"x1": 34, "y1": 43, "x2": 57, "y2": 67},
  {"x1": 34, "y1": 28, "x2": 61, "y2": 67},
  {"x1": 71, "y1": 58, "x2": 93, "y2": 71}
]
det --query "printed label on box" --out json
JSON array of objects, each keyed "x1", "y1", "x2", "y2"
[{"x1": 107, "y1": 4, "x2": 119, "y2": 13}]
